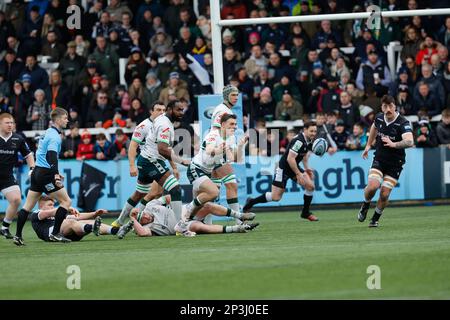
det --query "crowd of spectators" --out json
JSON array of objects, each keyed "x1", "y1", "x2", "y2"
[{"x1": 0, "y1": 0, "x2": 450, "y2": 160}]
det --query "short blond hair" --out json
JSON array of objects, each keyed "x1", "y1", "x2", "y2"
[{"x1": 50, "y1": 107, "x2": 68, "y2": 122}]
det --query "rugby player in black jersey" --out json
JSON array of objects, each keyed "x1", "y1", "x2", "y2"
[
  {"x1": 243, "y1": 121, "x2": 319, "y2": 221},
  {"x1": 359, "y1": 95, "x2": 414, "y2": 227},
  {"x1": 0, "y1": 113, "x2": 35, "y2": 239}
]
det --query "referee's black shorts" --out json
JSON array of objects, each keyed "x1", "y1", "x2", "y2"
[
  {"x1": 30, "y1": 167, "x2": 63, "y2": 194},
  {"x1": 0, "y1": 174, "x2": 18, "y2": 193}
]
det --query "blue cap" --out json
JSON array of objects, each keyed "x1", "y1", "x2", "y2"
[
  {"x1": 130, "y1": 46, "x2": 141, "y2": 54},
  {"x1": 313, "y1": 61, "x2": 323, "y2": 70},
  {"x1": 398, "y1": 66, "x2": 408, "y2": 75},
  {"x1": 169, "y1": 71, "x2": 179, "y2": 79},
  {"x1": 21, "y1": 73, "x2": 32, "y2": 82}
]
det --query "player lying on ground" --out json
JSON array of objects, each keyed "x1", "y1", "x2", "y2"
[
  {"x1": 117, "y1": 195, "x2": 259, "y2": 238},
  {"x1": 358, "y1": 94, "x2": 414, "y2": 227},
  {"x1": 244, "y1": 121, "x2": 320, "y2": 221},
  {"x1": 31, "y1": 196, "x2": 124, "y2": 242}
]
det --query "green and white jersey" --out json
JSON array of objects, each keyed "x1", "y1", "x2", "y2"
[
  {"x1": 131, "y1": 118, "x2": 154, "y2": 159},
  {"x1": 142, "y1": 200, "x2": 177, "y2": 236},
  {"x1": 142, "y1": 114, "x2": 174, "y2": 161},
  {"x1": 210, "y1": 103, "x2": 234, "y2": 130},
  {"x1": 192, "y1": 130, "x2": 225, "y2": 173}
]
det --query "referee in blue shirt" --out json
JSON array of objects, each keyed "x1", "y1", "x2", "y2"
[{"x1": 14, "y1": 108, "x2": 72, "y2": 245}]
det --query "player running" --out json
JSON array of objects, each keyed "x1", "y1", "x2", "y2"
[
  {"x1": 183, "y1": 113, "x2": 252, "y2": 222},
  {"x1": 117, "y1": 195, "x2": 259, "y2": 238},
  {"x1": 0, "y1": 113, "x2": 35, "y2": 239},
  {"x1": 14, "y1": 108, "x2": 72, "y2": 245},
  {"x1": 209, "y1": 85, "x2": 242, "y2": 223},
  {"x1": 31, "y1": 196, "x2": 123, "y2": 242},
  {"x1": 111, "y1": 101, "x2": 167, "y2": 227},
  {"x1": 243, "y1": 121, "x2": 320, "y2": 222},
  {"x1": 113, "y1": 100, "x2": 189, "y2": 230},
  {"x1": 358, "y1": 95, "x2": 414, "y2": 227}
]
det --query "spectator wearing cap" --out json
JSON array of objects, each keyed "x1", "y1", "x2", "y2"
[
  {"x1": 359, "y1": 105, "x2": 375, "y2": 128},
  {"x1": 389, "y1": 66, "x2": 413, "y2": 97},
  {"x1": 337, "y1": 91, "x2": 360, "y2": 130},
  {"x1": 312, "y1": 20, "x2": 343, "y2": 50},
  {"x1": 396, "y1": 85, "x2": 414, "y2": 115},
  {"x1": 318, "y1": 75, "x2": 342, "y2": 113},
  {"x1": 76, "y1": 130, "x2": 95, "y2": 160},
  {"x1": 253, "y1": 86, "x2": 276, "y2": 123},
  {"x1": 244, "y1": 44, "x2": 268, "y2": 79},
  {"x1": 353, "y1": 28, "x2": 383, "y2": 63},
  {"x1": 331, "y1": 119, "x2": 349, "y2": 150},
  {"x1": 400, "y1": 27, "x2": 421, "y2": 63},
  {"x1": 59, "y1": 41, "x2": 86, "y2": 96},
  {"x1": 356, "y1": 49, "x2": 392, "y2": 96},
  {"x1": 125, "y1": 47, "x2": 150, "y2": 84},
  {"x1": 275, "y1": 89, "x2": 303, "y2": 121},
  {"x1": 20, "y1": 55, "x2": 49, "y2": 93},
  {"x1": 68, "y1": 107, "x2": 82, "y2": 128},
  {"x1": 159, "y1": 71, "x2": 189, "y2": 106},
  {"x1": 92, "y1": 35, "x2": 119, "y2": 86},
  {"x1": 436, "y1": 109, "x2": 450, "y2": 146},
  {"x1": 0, "y1": 49, "x2": 24, "y2": 89},
  {"x1": 414, "y1": 63, "x2": 445, "y2": 107},
  {"x1": 305, "y1": 61, "x2": 327, "y2": 113},
  {"x1": 413, "y1": 81, "x2": 442, "y2": 117},
  {"x1": 26, "y1": 88, "x2": 51, "y2": 130},
  {"x1": 149, "y1": 28, "x2": 173, "y2": 58},
  {"x1": 61, "y1": 123, "x2": 80, "y2": 160},
  {"x1": 416, "y1": 36, "x2": 438, "y2": 66},
  {"x1": 273, "y1": 75, "x2": 301, "y2": 104},
  {"x1": 415, "y1": 118, "x2": 438, "y2": 148},
  {"x1": 19, "y1": 5, "x2": 42, "y2": 57},
  {"x1": 45, "y1": 70, "x2": 70, "y2": 111},
  {"x1": 8, "y1": 81, "x2": 30, "y2": 130},
  {"x1": 143, "y1": 71, "x2": 163, "y2": 108},
  {"x1": 109, "y1": 128, "x2": 130, "y2": 161},
  {"x1": 86, "y1": 91, "x2": 115, "y2": 128}
]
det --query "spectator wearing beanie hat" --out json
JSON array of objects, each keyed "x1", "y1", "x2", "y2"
[
  {"x1": 77, "y1": 130, "x2": 95, "y2": 160},
  {"x1": 415, "y1": 118, "x2": 438, "y2": 148},
  {"x1": 253, "y1": 86, "x2": 276, "y2": 122}
]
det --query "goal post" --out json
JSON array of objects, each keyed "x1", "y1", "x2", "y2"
[{"x1": 210, "y1": 2, "x2": 450, "y2": 93}]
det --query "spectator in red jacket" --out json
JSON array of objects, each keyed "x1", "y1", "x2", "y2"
[
  {"x1": 221, "y1": 0, "x2": 248, "y2": 19},
  {"x1": 76, "y1": 130, "x2": 95, "y2": 160}
]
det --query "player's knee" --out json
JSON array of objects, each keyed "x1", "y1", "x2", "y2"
[{"x1": 10, "y1": 196, "x2": 21, "y2": 207}]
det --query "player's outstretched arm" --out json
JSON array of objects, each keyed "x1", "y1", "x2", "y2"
[
  {"x1": 158, "y1": 142, "x2": 190, "y2": 166},
  {"x1": 363, "y1": 124, "x2": 377, "y2": 159}
]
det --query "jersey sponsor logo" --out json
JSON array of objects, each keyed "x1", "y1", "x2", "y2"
[
  {"x1": 159, "y1": 134, "x2": 169, "y2": 140},
  {"x1": 0, "y1": 149, "x2": 15, "y2": 154},
  {"x1": 291, "y1": 140, "x2": 303, "y2": 152},
  {"x1": 134, "y1": 132, "x2": 142, "y2": 138}
]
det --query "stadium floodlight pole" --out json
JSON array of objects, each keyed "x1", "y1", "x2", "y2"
[
  {"x1": 210, "y1": 0, "x2": 224, "y2": 94},
  {"x1": 210, "y1": 5, "x2": 450, "y2": 93}
]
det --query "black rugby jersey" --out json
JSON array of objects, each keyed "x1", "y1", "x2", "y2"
[
  {"x1": 279, "y1": 132, "x2": 312, "y2": 171},
  {"x1": 0, "y1": 133, "x2": 31, "y2": 174},
  {"x1": 373, "y1": 112, "x2": 412, "y2": 165}
]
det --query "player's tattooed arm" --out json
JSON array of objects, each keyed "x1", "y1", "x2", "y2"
[{"x1": 394, "y1": 135, "x2": 414, "y2": 149}]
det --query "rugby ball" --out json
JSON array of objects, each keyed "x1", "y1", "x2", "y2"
[{"x1": 312, "y1": 138, "x2": 328, "y2": 156}]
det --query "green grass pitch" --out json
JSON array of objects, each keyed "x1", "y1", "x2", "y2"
[{"x1": 1, "y1": 205, "x2": 449, "y2": 299}]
